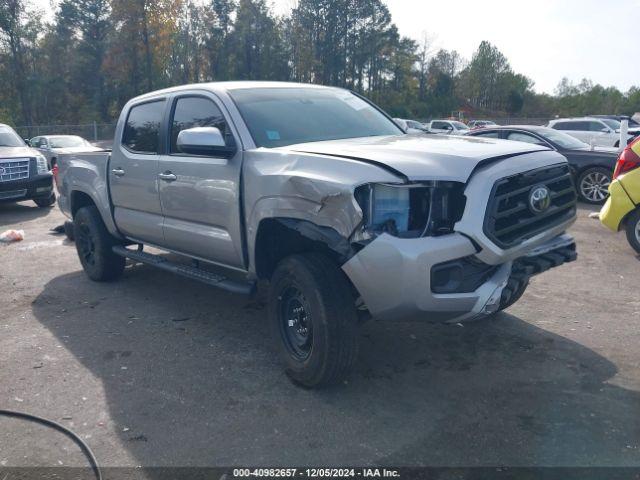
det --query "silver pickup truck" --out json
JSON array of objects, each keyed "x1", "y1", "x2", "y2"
[{"x1": 57, "y1": 82, "x2": 578, "y2": 388}]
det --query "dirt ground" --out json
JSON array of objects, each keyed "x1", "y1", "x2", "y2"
[{"x1": 1, "y1": 201, "x2": 639, "y2": 470}]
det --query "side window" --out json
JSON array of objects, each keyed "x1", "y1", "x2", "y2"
[
  {"x1": 432, "y1": 121, "x2": 446, "y2": 129},
  {"x1": 170, "y1": 96, "x2": 233, "y2": 154},
  {"x1": 122, "y1": 100, "x2": 165, "y2": 154},
  {"x1": 474, "y1": 130, "x2": 500, "y2": 138},
  {"x1": 552, "y1": 122, "x2": 569, "y2": 130},
  {"x1": 574, "y1": 121, "x2": 591, "y2": 131},
  {"x1": 589, "y1": 121, "x2": 606, "y2": 132},
  {"x1": 506, "y1": 131, "x2": 543, "y2": 144}
]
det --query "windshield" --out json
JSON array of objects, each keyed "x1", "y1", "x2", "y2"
[
  {"x1": 0, "y1": 126, "x2": 25, "y2": 147},
  {"x1": 451, "y1": 121, "x2": 469, "y2": 130},
  {"x1": 49, "y1": 136, "x2": 89, "y2": 148},
  {"x1": 601, "y1": 119, "x2": 620, "y2": 130},
  {"x1": 536, "y1": 127, "x2": 589, "y2": 149},
  {"x1": 229, "y1": 88, "x2": 402, "y2": 148}
]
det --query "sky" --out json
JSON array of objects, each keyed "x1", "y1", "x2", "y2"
[{"x1": 33, "y1": 0, "x2": 639, "y2": 95}]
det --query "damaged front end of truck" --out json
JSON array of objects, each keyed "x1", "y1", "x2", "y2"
[{"x1": 245, "y1": 141, "x2": 578, "y2": 324}]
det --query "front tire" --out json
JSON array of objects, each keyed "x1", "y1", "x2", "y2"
[
  {"x1": 269, "y1": 253, "x2": 359, "y2": 388},
  {"x1": 73, "y1": 206, "x2": 125, "y2": 281},
  {"x1": 577, "y1": 167, "x2": 611, "y2": 204},
  {"x1": 624, "y1": 208, "x2": 640, "y2": 254},
  {"x1": 34, "y1": 192, "x2": 56, "y2": 208}
]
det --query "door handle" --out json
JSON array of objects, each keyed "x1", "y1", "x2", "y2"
[
  {"x1": 158, "y1": 172, "x2": 177, "y2": 182},
  {"x1": 112, "y1": 168, "x2": 125, "y2": 177}
]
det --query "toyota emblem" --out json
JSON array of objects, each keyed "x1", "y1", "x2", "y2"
[{"x1": 529, "y1": 185, "x2": 551, "y2": 214}]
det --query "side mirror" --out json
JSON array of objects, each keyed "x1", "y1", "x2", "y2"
[
  {"x1": 601, "y1": 127, "x2": 611, "y2": 133},
  {"x1": 24, "y1": 139, "x2": 31, "y2": 146},
  {"x1": 176, "y1": 127, "x2": 236, "y2": 158}
]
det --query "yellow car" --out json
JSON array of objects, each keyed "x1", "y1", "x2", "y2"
[{"x1": 600, "y1": 136, "x2": 640, "y2": 253}]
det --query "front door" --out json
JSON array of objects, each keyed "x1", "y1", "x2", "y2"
[
  {"x1": 109, "y1": 99, "x2": 166, "y2": 245},
  {"x1": 157, "y1": 93, "x2": 245, "y2": 269}
]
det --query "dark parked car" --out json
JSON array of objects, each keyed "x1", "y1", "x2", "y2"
[{"x1": 467, "y1": 125, "x2": 618, "y2": 204}]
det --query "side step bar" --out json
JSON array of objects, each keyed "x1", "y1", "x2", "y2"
[{"x1": 112, "y1": 245, "x2": 255, "y2": 295}]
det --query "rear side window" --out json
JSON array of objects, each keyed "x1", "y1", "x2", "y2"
[
  {"x1": 553, "y1": 121, "x2": 578, "y2": 131},
  {"x1": 122, "y1": 100, "x2": 165, "y2": 153},
  {"x1": 473, "y1": 130, "x2": 500, "y2": 138},
  {"x1": 170, "y1": 96, "x2": 232, "y2": 154},
  {"x1": 507, "y1": 131, "x2": 543, "y2": 144}
]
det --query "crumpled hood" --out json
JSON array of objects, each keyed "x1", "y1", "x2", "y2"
[
  {"x1": 0, "y1": 146, "x2": 39, "y2": 159},
  {"x1": 282, "y1": 134, "x2": 550, "y2": 182}
]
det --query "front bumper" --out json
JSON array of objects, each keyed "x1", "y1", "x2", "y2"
[
  {"x1": 342, "y1": 154, "x2": 578, "y2": 323},
  {"x1": 343, "y1": 232, "x2": 575, "y2": 323},
  {"x1": 0, "y1": 173, "x2": 54, "y2": 203}
]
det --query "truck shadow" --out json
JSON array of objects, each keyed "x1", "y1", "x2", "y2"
[
  {"x1": 0, "y1": 201, "x2": 53, "y2": 225},
  {"x1": 31, "y1": 265, "x2": 640, "y2": 468}
]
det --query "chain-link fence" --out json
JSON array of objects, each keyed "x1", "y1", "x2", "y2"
[
  {"x1": 480, "y1": 117, "x2": 550, "y2": 126},
  {"x1": 14, "y1": 122, "x2": 117, "y2": 142}
]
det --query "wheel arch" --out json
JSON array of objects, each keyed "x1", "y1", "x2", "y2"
[
  {"x1": 70, "y1": 190, "x2": 97, "y2": 217},
  {"x1": 69, "y1": 188, "x2": 123, "y2": 239},
  {"x1": 253, "y1": 217, "x2": 356, "y2": 280}
]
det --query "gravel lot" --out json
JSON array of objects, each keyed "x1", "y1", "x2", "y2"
[{"x1": 1, "y1": 201, "x2": 639, "y2": 469}]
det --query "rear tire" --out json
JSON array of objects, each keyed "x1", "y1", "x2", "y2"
[
  {"x1": 269, "y1": 253, "x2": 359, "y2": 388},
  {"x1": 73, "y1": 205, "x2": 125, "y2": 281},
  {"x1": 577, "y1": 167, "x2": 611, "y2": 204},
  {"x1": 34, "y1": 192, "x2": 56, "y2": 208},
  {"x1": 624, "y1": 208, "x2": 640, "y2": 254}
]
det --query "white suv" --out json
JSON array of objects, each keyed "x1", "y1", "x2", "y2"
[
  {"x1": 427, "y1": 119, "x2": 470, "y2": 135},
  {"x1": 548, "y1": 117, "x2": 639, "y2": 148}
]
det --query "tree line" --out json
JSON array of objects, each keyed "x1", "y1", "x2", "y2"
[{"x1": 1, "y1": 0, "x2": 639, "y2": 127}]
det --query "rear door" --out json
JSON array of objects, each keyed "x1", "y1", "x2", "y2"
[
  {"x1": 553, "y1": 121, "x2": 589, "y2": 143},
  {"x1": 109, "y1": 99, "x2": 166, "y2": 245},
  {"x1": 157, "y1": 92, "x2": 245, "y2": 269},
  {"x1": 587, "y1": 120, "x2": 616, "y2": 147},
  {"x1": 569, "y1": 121, "x2": 593, "y2": 143}
]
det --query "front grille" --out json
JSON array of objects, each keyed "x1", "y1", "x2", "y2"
[
  {"x1": 0, "y1": 158, "x2": 30, "y2": 183},
  {"x1": 0, "y1": 189, "x2": 27, "y2": 200},
  {"x1": 484, "y1": 164, "x2": 576, "y2": 248}
]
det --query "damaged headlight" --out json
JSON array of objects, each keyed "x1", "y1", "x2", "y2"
[{"x1": 354, "y1": 182, "x2": 466, "y2": 240}]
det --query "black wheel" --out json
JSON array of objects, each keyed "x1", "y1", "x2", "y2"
[
  {"x1": 269, "y1": 253, "x2": 359, "y2": 388},
  {"x1": 73, "y1": 205, "x2": 125, "y2": 281},
  {"x1": 577, "y1": 167, "x2": 611, "y2": 204},
  {"x1": 64, "y1": 220, "x2": 75, "y2": 241},
  {"x1": 34, "y1": 192, "x2": 56, "y2": 208},
  {"x1": 624, "y1": 208, "x2": 640, "y2": 254}
]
